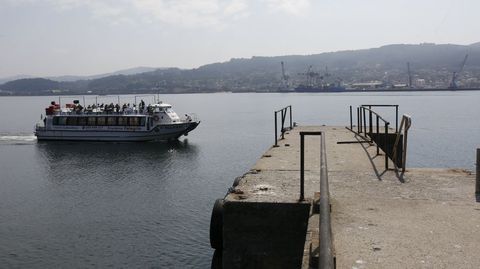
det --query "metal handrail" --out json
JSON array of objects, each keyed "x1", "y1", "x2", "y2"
[
  {"x1": 299, "y1": 131, "x2": 335, "y2": 269},
  {"x1": 392, "y1": 115, "x2": 412, "y2": 173},
  {"x1": 348, "y1": 105, "x2": 394, "y2": 170},
  {"x1": 361, "y1": 104, "x2": 398, "y2": 132},
  {"x1": 274, "y1": 105, "x2": 293, "y2": 147}
]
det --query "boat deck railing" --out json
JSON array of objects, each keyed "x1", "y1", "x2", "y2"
[
  {"x1": 52, "y1": 109, "x2": 150, "y2": 116},
  {"x1": 180, "y1": 113, "x2": 199, "y2": 123}
]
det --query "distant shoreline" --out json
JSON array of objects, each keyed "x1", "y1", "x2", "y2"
[
  {"x1": 1, "y1": 88, "x2": 480, "y2": 97},
  {"x1": 284, "y1": 88, "x2": 480, "y2": 93}
]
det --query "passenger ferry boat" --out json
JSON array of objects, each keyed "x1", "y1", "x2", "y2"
[{"x1": 34, "y1": 99, "x2": 200, "y2": 141}]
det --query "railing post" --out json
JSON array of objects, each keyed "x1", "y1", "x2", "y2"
[
  {"x1": 476, "y1": 148, "x2": 480, "y2": 200},
  {"x1": 360, "y1": 107, "x2": 363, "y2": 133},
  {"x1": 395, "y1": 105, "x2": 399, "y2": 133},
  {"x1": 376, "y1": 115, "x2": 379, "y2": 155},
  {"x1": 363, "y1": 107, "x2": 367, "y2": 135},
  {"x1": 300, "y1": 134, "x2": 305, "y2": 201},
  {"x1": 357, "y1": 107, "x2": 360, "y2": 133},
  {"x1": 369, "y1": 107, "x2": 373, "y2": 136},
  {"x1": 281, "y1": 109, "x2": 285, "y2": 139},
  {"x1": 289, "y1": 105, "x2": 293, "y2": 130},
  {"x1": 274, "y1": 111, "x2": 278, "y2": 147},
  {"x1": 349, "y1": 106, "x2": 353, "y2": 130},
  {"x1": 385, "y1": 122, "x2": 389, "y2": 170}
]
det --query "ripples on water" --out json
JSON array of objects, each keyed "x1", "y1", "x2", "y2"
[
  {"x1": 0, "y1": 135, "x2": 216, "y2": 268},
  {"x1": 0, "y1": 92, "x2": 479, "y2": 268}
]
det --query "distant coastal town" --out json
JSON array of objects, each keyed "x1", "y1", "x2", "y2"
[{"x1": 1, "y1": 43, "x2": 479, "y2": 95}]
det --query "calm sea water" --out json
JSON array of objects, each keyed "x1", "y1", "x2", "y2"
[{"x1": 0, "y1": 92, "x2": 479, "y2": 268}]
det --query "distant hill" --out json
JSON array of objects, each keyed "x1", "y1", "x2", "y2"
[
  {"x1": 49, "y1": 66, "x2": 161, "y2": 82},
  {"x1": 0, "y1": 66, "x2": 161, "y2": 84},
  {"x1": 0, "y1": 78, "x2": 61, "y2": 95},
  {"x1": 1, "y1": 43, "x2": 480, "y2": 95},
  {"x1": 0, "y1": 74, "x2": 34, "y2": 84}
]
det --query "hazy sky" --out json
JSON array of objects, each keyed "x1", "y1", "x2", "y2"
[{"x1": 1, "y1": 0, "x2": 479, "y2": 78}]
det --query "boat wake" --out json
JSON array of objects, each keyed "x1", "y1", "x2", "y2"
[{"x1": 0, "y1": 133, "x2": 37, "y2": 144}]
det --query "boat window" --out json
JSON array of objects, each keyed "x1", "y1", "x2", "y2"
[
  {"x1": 66, "y1": 117, "x2": 77, "y2": 126},
  {"x1": 107, "y1": 117, "x2": 117, "y2": 126},
  {"x1": 117, "y1": 117, "x2": 127, "y2": 126},
  {"x1": 77, "y1": 117, "x2": 87, "y2": 126},
  {"x1": 97, "y1": 117, "x2": 106, "y2": 126},
  {"x1": 139, "y1": 117, "x2": 146, "y2": 126},
  {"x1": 128, "y1": 117, "x2": 140, "y2": 126},
  {"x1": 87, "y1": 117, "x2": 96, "y2": 126},
  {"x1": 58, "y1": 117, "x2": 67, "y2": 125}
]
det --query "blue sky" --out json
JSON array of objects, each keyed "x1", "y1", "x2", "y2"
[{"x1": 1, "y1": 0, "x2": 479, "y2": 77}]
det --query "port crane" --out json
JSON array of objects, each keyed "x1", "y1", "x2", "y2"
[
  {"x1": 449, "y1": 54, "x2": 468, "y2": 89},
  {"x1": 298, "y1": 65, "x2": 321, "y2": 87},
  {"x1": 280, "y1": 61, "x2": 289, "y2": 88},
  {"x1": 407, "y1": 62, "x2": 413, "y2": 88}
]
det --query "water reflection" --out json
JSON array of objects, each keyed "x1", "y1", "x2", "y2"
[
  {"x1": 35, "y1": 139, "x2": 199, "y2": 184},
  {"x1": 25, "y1": 139, "x2": 207, "y2": 268}
]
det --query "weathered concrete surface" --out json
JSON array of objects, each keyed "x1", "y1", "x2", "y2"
[{"x1": 225, "y1": 126, "x2": 480, "y2": 269}]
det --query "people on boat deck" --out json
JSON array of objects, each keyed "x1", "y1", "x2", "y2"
[
  {"x1": 53, "y1": 99, "x2": 180, "y2": 117},
  {"x1": 75, "y1": 104, "x2": 83, "y2": 114}
]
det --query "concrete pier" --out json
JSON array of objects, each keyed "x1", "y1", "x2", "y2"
[{"x1": 216, "y1": 126, "x2": 480, "y2": 269}]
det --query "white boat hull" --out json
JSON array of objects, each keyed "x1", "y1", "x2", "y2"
[{"x1": 35, "y1": 122, "x2": 199, "y2": 142}]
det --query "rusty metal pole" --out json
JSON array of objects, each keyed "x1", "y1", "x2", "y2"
[
  {"x1": 363, "y1": 109, "x2": 367, "y2": 134},
  {"x1": 300, "y1": 134, "x2": 305, "y2": 201},
  {"x1": 395, "y1": 105, "x2": 399, "y2": 133},
  {"x1": 363, "y1": 107, "x2": 367, "y2": 134},
  {"x1": 357, "y1": 107, "x2": 360, "y2": 133},
  {"x1": 289, "y1": 105, "x2": 293, "y2": 130},
  {"x1": 476, "y1": 148, "x2": 480, "y2": 199},
  {"x1": 369, "y1": 109, "x2": 373, "y2": 136},
  {"x1": 350, "y1": 106, "x2": 353, "y2": 130},
  {"x1": 376, "y1": 115, "x2": 379, "y2": 155},
  {"x1": 274, "y1": 111, "x2": 278, "y2": 147},
  {"x1": 385, "y1": 123, "x2": 389, "y2": 170}
]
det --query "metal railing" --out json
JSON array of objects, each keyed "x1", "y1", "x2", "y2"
[
  {"x1": 180, "y1": 113, "x2": 200, "y2": 123},
  {"x1": 348, "y1": 104, "x2": 412, "y2": 172},
  {"x1": 360, "y1": 104, "x2": 399, "y2": 133},
  {"x1": 299, "y1": 131, "x2": 335, "y2": 269},
  {"x1": 476, "y1": 149, "x2": 480, "y2": 202},
  {"x1": 349, "y1": 105, "x2": 392, "y2": 170},
  {"x1": 392, "y1": 115, "x2": 412, "y2": 173},
  {"x1": 274, "y1": 105, "x2": 293, "y2": 147}
]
